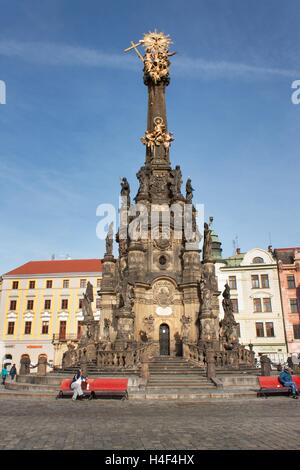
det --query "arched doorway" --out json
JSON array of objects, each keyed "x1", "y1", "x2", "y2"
[{"x1": 159, "y1": 323, "x2": 170, "y2": 356}]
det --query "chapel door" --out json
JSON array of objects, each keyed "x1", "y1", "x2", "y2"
[{"x1": 159, "y1": 324, "x2": 170, "y2": 356}]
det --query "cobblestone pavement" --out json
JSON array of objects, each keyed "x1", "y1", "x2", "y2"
[{"x1": 0, "y1": 396, "x2": 299, "y2": 450}]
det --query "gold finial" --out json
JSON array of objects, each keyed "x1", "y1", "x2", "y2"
[{"x1": 125, "y1": 31, "x2": 176, "y2": 84}]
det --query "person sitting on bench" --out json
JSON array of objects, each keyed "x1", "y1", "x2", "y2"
[
  {"x1": 71, "y1": 369, "x2": 86, "y2": 401},
  {"x1": 279, "y1": 367, "x2": 299, "y2": 399}
]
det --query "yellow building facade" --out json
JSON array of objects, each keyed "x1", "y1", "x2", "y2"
[{"x1": 0, "y1": 259, "x2": 102, "y2": 371}]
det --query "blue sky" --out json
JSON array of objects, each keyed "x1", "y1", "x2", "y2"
[{"x1": 0, "y1": 0, "x2": 299, "y2": 274}]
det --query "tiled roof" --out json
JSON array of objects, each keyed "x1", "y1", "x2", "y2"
[{"x1": 4, "y1": 259, "x2": 103, "y2": 276}]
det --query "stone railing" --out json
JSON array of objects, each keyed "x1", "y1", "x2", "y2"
[
  {"x1": 96, "y1": 341, "x2": 158, "y2": 370},
  {"x1": 183, "y1": 342, "x2": 205, "y2": 367},
  {"x1": 183, "y1": 342, "x2": 255, "y2": 370}
]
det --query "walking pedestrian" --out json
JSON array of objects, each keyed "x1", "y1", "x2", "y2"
[
  {"x1": 1, "y1": 366, "x2": 8, "y2": 385},
  {"x1": 9, "y1": 364, "x2": 17, "y2": 382},
  {"x1": 70, "y1": 369, "x2": 86, "y2": 401}
]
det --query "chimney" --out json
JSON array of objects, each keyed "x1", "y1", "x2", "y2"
[{"x1": 236, "y1": 248, "x2": 241, "y2": 255}]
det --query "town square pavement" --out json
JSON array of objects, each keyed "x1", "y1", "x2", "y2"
[{"x1": 0, "y1": 394, "x2": 299, "y2": 450}]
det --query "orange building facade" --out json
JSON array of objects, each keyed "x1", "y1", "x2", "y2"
[{"x1": 274, "y1": 248, "x2": 300, "y2": 355}]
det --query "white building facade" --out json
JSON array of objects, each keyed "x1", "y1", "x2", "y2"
[{"x1": 215, "y1": 248, "x2": 288, "y2": 363}]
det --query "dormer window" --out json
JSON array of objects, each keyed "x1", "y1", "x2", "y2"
[{"x1": 252, "y1": 257, "x2": 264, "y2": 264}]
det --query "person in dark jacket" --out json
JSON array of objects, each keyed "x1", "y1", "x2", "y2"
[
  {"x1": 9, "y1": 364, "x2": 17, "y2": 381},
  {"x1": 279, "y1": 367, "x2": 299, "y2": 399}
]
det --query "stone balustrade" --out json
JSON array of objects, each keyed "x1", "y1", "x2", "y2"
[
  {"x1": 96, "y1": 341, "x2": 158, "y2": 369},
  {"x1": 183, "y1": 342, "x2": 255, "y2": 370}
]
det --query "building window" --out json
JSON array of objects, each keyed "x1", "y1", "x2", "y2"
[
  {"x1": 7, "y1": 322, "x2": 15, "y2": 335},
  {"x1": 77, "y1": 321, "x2": 83, "y2": 339},
  {"x1": 12, "y1": 281, "x2": 19, "y2": 290},
  {"x1": 253, "y1": 298, "x2": 262, "y2": 313},
  {"x1": 10, "y1": 300, "x2": 17, "y2": 311},
  {"x1": 236, "y1": 323, "x2": 241, "y2": 338},
  {"x1": 293, "y1": 324, "x2": 300, "y2": 340},
  {"x1": 266, "y1": 322, "x2": 275, "y2": 337},
  {"x1": 253, "y1": 257, "x2": 264, "y2": 264},
  {"x1": 96, "y1": 298, "x2": 101, "y2": 309},
  {"x1": 59, "y1": 321, "x2": 66, "y2": 340},
  {"x1": 42, "y1": 321, "x2": 49, "y2": 335},
  {"x1": 251, "y1": 275, "x2": 260, "y2": 289},
  {"x1": 79, "y1": 299, "x2": 83, "y2": 309},
  {"x1": 228, "y1": 276, "x2": 237, "y2": 290},
  {"x1": 263, "y1": 298, "x2": 272, "y2": 312},
  {"x1": 27, "y1": 300, "x2": 34, "y2": 310},
  {"x1": 287, "y1": 275, "x2": 296, "y2": 289},
  {"x1": 63, "y1": 279, "x2": 69, "y2": 289},
  {"x1": 256, "y1": 322, "x2": 264, "y2": 337},
  {"x1": 80, "y1": 279, "x2": 87, "y2": 289},
  {"x1": 231, "y1": 299, "x2": 239, "y2": 313},
  {"x1": 261, "y1": 274, "x2": 269, "y2": 288},
  {"x1": 97, "y1": 278, "x2": 101, "y2": 288},
  {"x1": 46, "y1": 280, "x2": 52, "y2": 289},
  {"x1": 61, "y1": 299, "x2": 68, "y2": 310},
  {"x1": 24, "y1": 321, "x2": 32, "y2": 335},
  {"x1": 44, "y1": 299, "x2": 51, "y2": 310},
  {"x1": 290, "y1": 299, "x2": 299, "y2": 314},
  {"x1": 29, "y1": 281, "x2": 35, "y2": 289}
]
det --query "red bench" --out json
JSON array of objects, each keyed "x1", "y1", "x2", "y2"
[
  {"x1": 90, "y1": 378, "x2": 128, "y2": 400},
  {"x1": 56, "y1": 378, "x2": 128, "y2": 400},
  {"x1": 56, "y1": 378, "x2": 95, "y2": 399},
  {"x1": 258, "y1": 376, "x2": 300, "y2": 398}
]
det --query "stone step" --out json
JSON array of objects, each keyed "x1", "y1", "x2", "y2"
[
  {"x1": 149, "y1": 366, "x2": 204, "y2": 373},
  {"x1": 147, "y1": 384, "x2": 214, "y2": 389},
  {"x1": 130, "y1": 389, "x2": 258, "y2": 400}
]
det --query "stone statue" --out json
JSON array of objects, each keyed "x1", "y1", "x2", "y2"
[
  {"x1": 62, "y1": 343, "x2": 77, "y2": 368},
  {"x1": 121, "y1": 177, "x2": 130, "y2": 198},
  {"x1": 105, "y1": 222, "x2": 114, "y2": 256},
  {"x1": 199, "y1": 277, "x2": 213, "y2": 312},
  {"x1": 186, "y1": 178, "x2": 194, "y2": 203},
  {"x1": 139, "y1": 330, "x2": 148, "y2": 342},
  {"x1": 203, "y1": 222, "x2": 212, "y2": 262},
  {"x1": 126, "y1": 284, "x2": 135, "y2": 309},
  {"x1": 219, "y1": 283, "x2": 238, "y2": 349},
  {"x1": 82, "y1": 281, "x2": 94, "y2": 321},
  {"x1": 104, "y1": 318, "x2": 111, "y2": 339},
  {"x1": 169, "y1": 165, "x2": 182, "y2": 199},
  {"x1": 136, "y1": 166, "x2": 150, "y2": 197}
]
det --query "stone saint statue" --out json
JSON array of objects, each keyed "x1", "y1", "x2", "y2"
[
  {"x1": 186, "y1": 178, "x2": 194, "y2": 203},
  {"x1": 203, "y1": 222, "x2": 212, "y2": 262},
  {"x1": 82, "y1": 281, "x2": 94, "y2": 321},
  {"x1": 136, "y1": 166, "x2": 150, "y2": 196},
  {"x1": 105, "y1": 222, "x2": 114, "y2": 256},
  {"x1": 220, "y1": 283, "x2": 238, "y2": 349},
  {"x1": 120, "y1": 177, "x2": 130, "y2": 198}
]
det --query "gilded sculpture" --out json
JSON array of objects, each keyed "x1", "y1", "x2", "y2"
[
  {"x1": 140, "y1": 116, "x2": 174, "y2": 156},
  {"x1": 125, "y1": 31, "x2": 176, "y2": 84}
]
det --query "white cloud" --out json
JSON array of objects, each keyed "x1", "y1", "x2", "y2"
[{"x1": 0, "y1": 39, "x2": 299, "y2": 80}]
